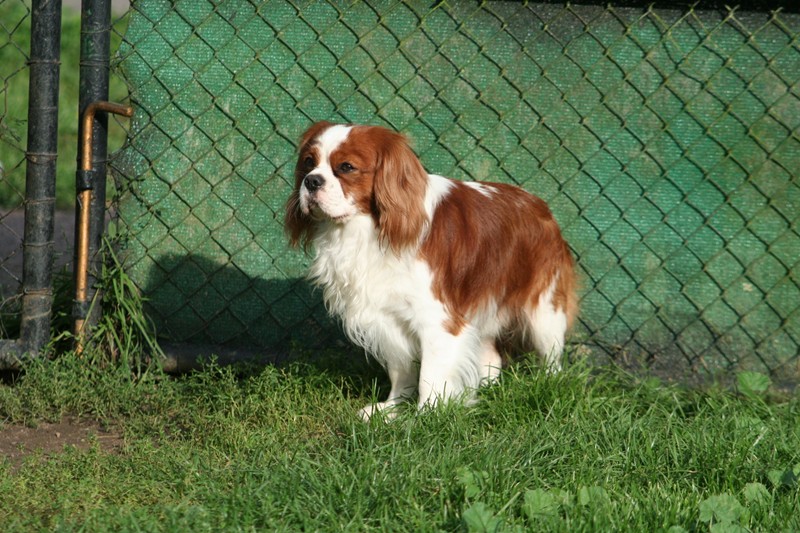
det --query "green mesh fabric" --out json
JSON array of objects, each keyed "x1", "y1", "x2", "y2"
[{"x1": 114, "y1": 0, "x2": 799, "y2": 382}]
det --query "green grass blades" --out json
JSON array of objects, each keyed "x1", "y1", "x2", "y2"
[
  {"x1": 1, "y1": 360, "x2": 798, "y2": 532},
  {"x1": 81, "y1": 235, "x2": 165, "y2": 372}
]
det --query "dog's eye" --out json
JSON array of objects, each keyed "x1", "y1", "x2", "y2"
[
  {"x1": 338, "y1": 162, "x2": 355, "y2": 173},
  {"x1": 302, "y1": 156, "x2": 315, "y2": 171}
]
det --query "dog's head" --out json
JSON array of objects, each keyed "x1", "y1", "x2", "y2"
[{"x1": 284, "y1": 122, "x2": 429, "y2": 252}]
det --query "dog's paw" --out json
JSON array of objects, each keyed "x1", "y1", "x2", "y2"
[{"x1": 357, "y1": 401, "x2": 400, "y2": 422}]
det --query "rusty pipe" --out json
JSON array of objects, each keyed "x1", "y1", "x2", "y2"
[{"x1": 74, "y1": 101, "x2": 133, "y2": 347}]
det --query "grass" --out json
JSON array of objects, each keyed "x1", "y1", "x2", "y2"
[
  {"x1": 1, "y1": 353, "x2": 798, "y2": 531},
  {"x1": 0, "y1": 1, "x2": 129, "y2": 209}
]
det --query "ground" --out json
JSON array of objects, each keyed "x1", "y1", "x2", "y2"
[{"x1": 0, "y1": 416, "x2": 124, "y2": 471}]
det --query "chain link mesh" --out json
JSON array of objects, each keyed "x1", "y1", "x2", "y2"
[
  {"x1": 0, "y1": 0, "x2": 31, "y2": 337},
  {"x1": 113, "y1": 0, "x2": 799, "y2": 383}
]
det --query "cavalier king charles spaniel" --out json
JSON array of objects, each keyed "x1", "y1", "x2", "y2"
[{"x1": 286, "y1": 122, "x2": 577, "y2": 420}]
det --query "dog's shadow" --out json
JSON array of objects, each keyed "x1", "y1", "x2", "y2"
[{"x1": 141, "y1": 252, "x2": 388, "y2": 391}]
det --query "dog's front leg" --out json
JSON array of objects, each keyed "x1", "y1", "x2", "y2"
[
  {"x1": 358, "y1": 361, "x2": 418, "y2": 422},
  {"x1": 417, "y1": 329, "x2": 480, "y2": 410}
]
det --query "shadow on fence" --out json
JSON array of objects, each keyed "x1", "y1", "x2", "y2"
[{"x1": 140, "y1": 252, "x2": 343, "y2": 361}]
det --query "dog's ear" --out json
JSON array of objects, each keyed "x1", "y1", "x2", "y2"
[
  {"x1": 372, "y1": 128, "x2": 429, "y2": 253},
  {"x1": 284, "y1": 121, "x2": 333, "y2": 249},
  {"x1": 284, "y1": 188, "x2": 311, "y2": 249}
]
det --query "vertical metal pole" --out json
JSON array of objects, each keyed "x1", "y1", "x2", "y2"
[
  {"x1": 74, "y1": 102, "x2": 132, "y2": 348},
  {"x1": 18, "y1": 0, "x2": 62, "y2": 358},
  {"x1": 73, "y1": 0, "x2": 112, "y2": 337}
]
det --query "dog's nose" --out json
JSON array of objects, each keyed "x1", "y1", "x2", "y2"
[{"x1": 303, "y1": 174, "x2": 324, "y2": 192}]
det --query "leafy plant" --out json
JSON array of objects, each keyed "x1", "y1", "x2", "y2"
[
  {"x1": 462, "y1": 502, "x2": 501, "y2": 533},
  {"x1": 742, "y1": 482, "x2": 771, "y2": 508},
  {"x1": 577, "y1": 485, "x2": 610, "y2": 507},
  {"x1": 736, "y1": 371, "x2": 771, "y2": 399},
  {"x1": 457, "y1": 467, "x2": 489, "y2": 500},
  {"x1": 767, "y1": 464, "x2": 800, "y2": 490},
  {"x1": 698, "y1": 493, "x2": 746, "y2": 528},
  {"x1": 522, "y1": 488, "x2": 561, "y2": 519}
]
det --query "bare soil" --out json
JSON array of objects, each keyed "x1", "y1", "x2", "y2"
[{"x1": 0, "y1": 416, "x2": 124, "y2": 471}]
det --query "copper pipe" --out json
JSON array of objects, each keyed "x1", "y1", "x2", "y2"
[
  {"x1": 74, "y1": 101, "x2": 134, "y2": 348},
  {"x1": 79, "y1": 102, "x2": 133, "y2": 171}
]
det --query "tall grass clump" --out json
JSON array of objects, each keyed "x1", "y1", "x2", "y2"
[
  {"x1": 0, "y1": 235, "x2": 165, "y2": 424},
  {"x1": 76, "y1": 237, "x2": 164, "y2": 374}
]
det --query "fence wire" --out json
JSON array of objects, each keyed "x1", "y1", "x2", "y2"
[
  {"x1": 114, "y1": 0, "x2": 799, "y2": 384},
  {"x1": 0, "y1": 0, "x2": 31, "y2": 338}
]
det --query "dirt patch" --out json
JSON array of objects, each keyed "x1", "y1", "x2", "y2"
[{"x1": 0, "y1": 416, "x2": 124, "y2": 471}]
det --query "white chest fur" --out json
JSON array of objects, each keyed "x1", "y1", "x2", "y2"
[{"x1": 308, "y1": 214, "x2": 440, "y2": 368}]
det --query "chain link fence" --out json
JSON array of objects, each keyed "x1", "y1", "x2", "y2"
[{"x1": 113, "y1": 0, "x2": 799, "y2": 384}]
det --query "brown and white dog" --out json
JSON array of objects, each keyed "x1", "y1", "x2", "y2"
[{"x1": 285, "y1": 122, "x2": 577, "y2": 420}]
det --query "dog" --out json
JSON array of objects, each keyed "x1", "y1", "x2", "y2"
[{"x1": 285, "y1": 122, "x2": 577, "y2": 420}]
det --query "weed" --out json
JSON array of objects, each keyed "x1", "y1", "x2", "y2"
[{"x1": 81, "y1": 236, "x2": 164, "y2": 372}]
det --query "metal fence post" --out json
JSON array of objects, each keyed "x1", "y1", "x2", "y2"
[
  {"x1": 72, "y1": 0, "x2": 112, "y2": 339},
  {"x1": 0, "y1": 0, "x2": 61, "y2": 367}
]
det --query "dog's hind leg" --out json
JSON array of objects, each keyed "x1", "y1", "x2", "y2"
[
  {"x1": 528, "y1": 285, "x2": 569, "y2": 373},
  {"x1": 531, "y1": 311, "x2": 567, "y2": 373}
]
